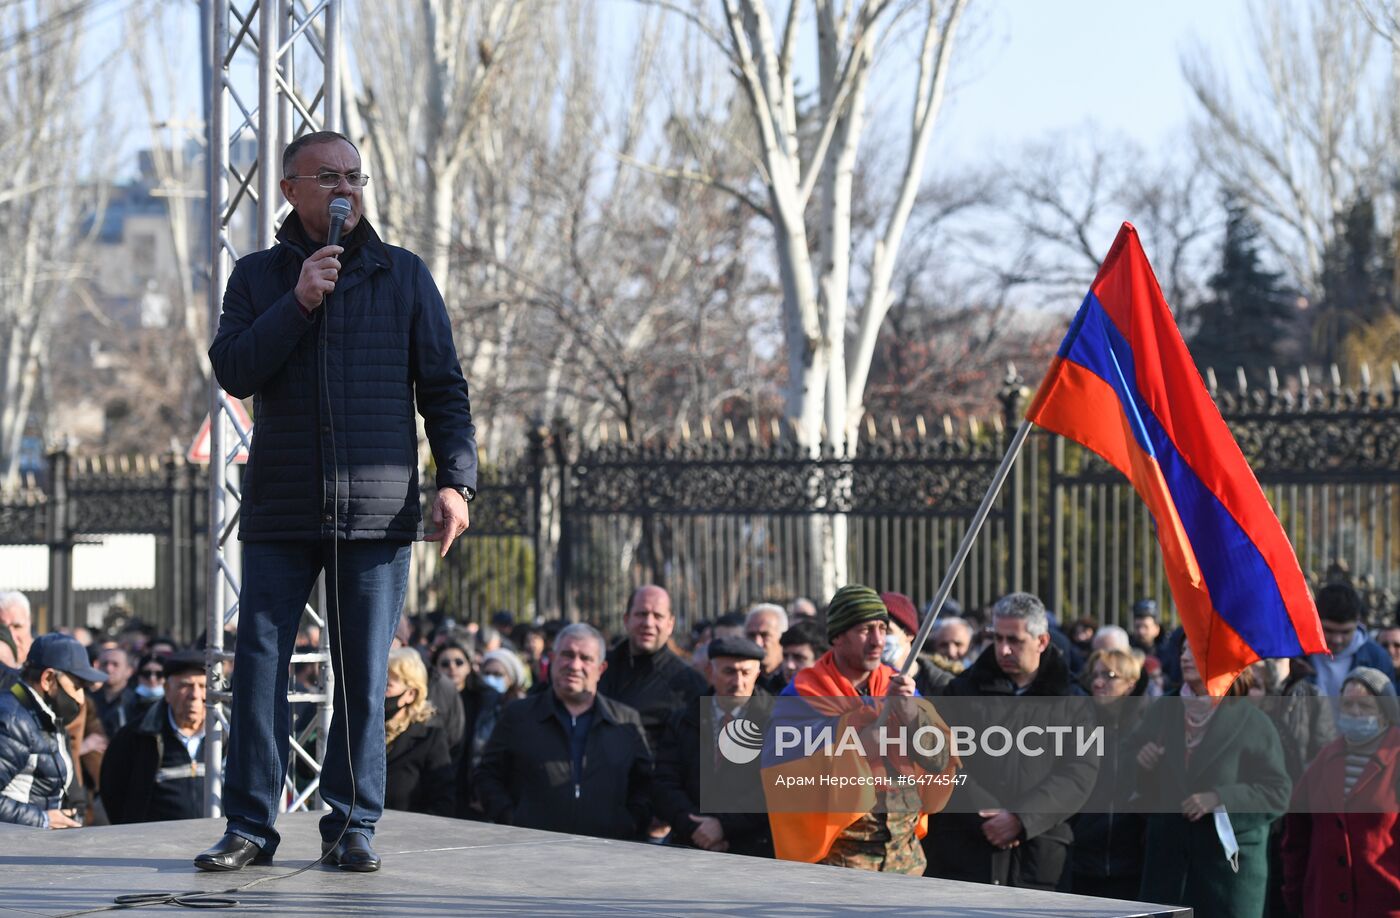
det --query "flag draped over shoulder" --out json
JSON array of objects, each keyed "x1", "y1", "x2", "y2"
[
  {"x1": 1026, "y1": 222, "x2": 1326, "y2": 696},
  {"x1": 762, "y1": 654, "x2": 959, "y2": 863}
]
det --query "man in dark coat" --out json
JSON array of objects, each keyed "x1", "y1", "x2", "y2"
[
  {"x1": 598, "y1": 585, "x2": 707, "y2": 752},
  {"x1": 101, "y1": 651, "x2": 208, "y2": 824},
  {"x1": 743, "y1": 604, "x2": 789, "y2": 695},
  {"x1": 0, "y1": 634, "x2": 107, "y2": 827},
  {"x1": 93, "y1": 646, "x2": 138, "y2": 740},
  {"x1": 925, "y1": 592, "x2": 1098, "y2": 890},
  {"x1": 778, "y1": 618, "x2": 828, "y2": 684},
  {"x1": 1129, "y1": 598, "x2": 1167, "y2": 659},
  {"x1": 475, "y1": 623, "x2": 652, "y2": 840},
  {"x1": 654, "y1": 636, "x2": 774, "y2": 857},
  {"x1": 196, "y1": 130, "x2": 477, "y2": 874}
]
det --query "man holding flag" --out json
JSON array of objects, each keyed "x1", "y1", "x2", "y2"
[{"x1": 765, "y1": 585, "x2": 958, "y2": 874}]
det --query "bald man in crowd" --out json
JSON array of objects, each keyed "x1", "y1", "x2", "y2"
[{"x1": 597, "y1": 585, "x2": 707, "y2": 752}]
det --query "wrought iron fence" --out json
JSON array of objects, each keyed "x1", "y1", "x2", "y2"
[
  {"x1": 444, "y1": 366, "x2": 1400, "y2": 636},
  {"x1": 6, "y1": 366, "x2": 1398, "y2": 640},
  {"x1": 0, "y1": 450, "x2": 205, "y2": 640}
]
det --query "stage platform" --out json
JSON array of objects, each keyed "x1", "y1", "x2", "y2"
[{"x1": 0, "y1": 812, "x2": 1190, "y2": 917}]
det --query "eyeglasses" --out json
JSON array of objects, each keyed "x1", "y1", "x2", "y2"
[
  {"x1": 438, "y1": 658, "x2": 469, "y2": 668},
  {"x1": 139, "y1": 669, "x2": 164, "y2": 680},
  {"x1": 284, "y1": 170, "x2": 370, "y2": 188},
  {"x1": 1090, "y1": 670, "x2": 1123, "y2": 682}
]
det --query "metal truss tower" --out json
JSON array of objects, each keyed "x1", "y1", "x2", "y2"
[{"x1": 201, "y1": 0, "x2": 342, "y2": 818}]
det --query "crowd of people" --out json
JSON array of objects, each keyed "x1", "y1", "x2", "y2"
[{"x1": 2, "y1": 581, "x2": 1399, "y2": 917}]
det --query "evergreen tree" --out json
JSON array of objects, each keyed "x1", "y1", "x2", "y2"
[
  {"x1": 1189, "y1": 196, "x2": 1299, "y2": 383},
  {"x1": 1312, "y1": 195, "x2": 1394, "y2": 367}
]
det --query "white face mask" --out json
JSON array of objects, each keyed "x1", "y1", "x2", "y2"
[
  {"x1": 881, "y1": 635, "x2": 902, "y2": 666},
  {"x1": 480, "y1": 673, "x2": 509, "y2": 695}
]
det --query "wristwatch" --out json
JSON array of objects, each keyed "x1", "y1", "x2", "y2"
[{"x1": 447, "y1": 485, "x2": 475, "y2": 503}]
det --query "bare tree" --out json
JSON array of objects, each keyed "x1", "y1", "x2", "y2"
[
  {"x1": 631, "y1": 1, "x2": 969, "y2": 593},
  {"x1": 352, "y1": 0, "x2": 529, "y2": 294},
  {"x1": 995, "y1": 129, "x2": 1216, "y2": 316},
  {"x1": 0, "y1": 1, "x2": 109, "y2": 487},
  {"x1": 1183, "y1": 0, "x2": 1389, "y2": 295},
  {"x1": 350, "y1": 0, "x2": 767, "y2": 451},
  {"x1": 124, "y1": 1, "x2": 207, "y2": 375}
]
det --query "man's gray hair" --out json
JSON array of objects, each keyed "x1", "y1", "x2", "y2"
[
  {"x1": 282, "y1": 129, "x2": 358, "y2": 177},
  {"x1": 1092, "y1": 625, "x2": 1130, "y2": 652},
  {"x1": 935, "y1": 616, "x2": 972, "y2": 639},
  {"x1": 745, "y1": 603, "x2": 788, "y2": 633},
  {"x1": 991, "y1": 592, "x2": 1048, "y2": 638},
  {"x1": 0, "y1": 591, "x2": 31, "y2": 616},
  {"x1": 554, "y1": 622, "x2": 607, "y2": 659}
]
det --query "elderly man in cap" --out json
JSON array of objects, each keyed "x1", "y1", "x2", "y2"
[
  {"x1": 101, "y1": 650, "x2": 209, "y2": 824},
  {"x1": 769, "y1": 585, "x2": 956, "y2": 874},
  {"x1": 654, "y1": 635, "x2": 775, "y2": 857},
  {"x1": 0, "y1": 633, "x2": 107, "y2": 827}
]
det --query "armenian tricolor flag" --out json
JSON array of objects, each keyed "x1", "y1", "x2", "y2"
[{"x1": 1027, "y1": 223, "x2": 1327, "y2": 696}]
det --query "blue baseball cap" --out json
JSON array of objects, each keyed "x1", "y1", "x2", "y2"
[{"x1": 25, "y1": 633, "x2": 107, "y2": 683}]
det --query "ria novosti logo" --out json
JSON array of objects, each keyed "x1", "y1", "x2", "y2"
[
  {"x1": 717, "y1": 718, "x2": 765, "y2": 764},
  {"x1": 717, "y1": 718, "x2": 1105, "y2": 764}
]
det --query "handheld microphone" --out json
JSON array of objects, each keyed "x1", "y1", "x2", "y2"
[{"x1": 327, "y1": 197, "x2": 352, "y2": 247}]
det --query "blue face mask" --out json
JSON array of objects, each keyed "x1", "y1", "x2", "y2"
[
  {"x1": 480, "y1": 673, "x2": 509, "y2": 695},
  {"x1": 134, "y1": 683, "x2": 164, "y2": 701},
  {"x1": 1337, "y1": 714, "x2": 1384, "y2": 745}
]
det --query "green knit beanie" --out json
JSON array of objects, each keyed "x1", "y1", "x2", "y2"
[{"x1": 825, "y1": 584, "x2": 890, "y2": 641}]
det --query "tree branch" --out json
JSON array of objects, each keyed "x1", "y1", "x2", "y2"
[{"x1": 612, "y1": 152, "x2": 772, "y2": 220}]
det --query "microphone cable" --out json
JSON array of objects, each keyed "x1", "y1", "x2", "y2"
[{"x1": 56, "y1": 237, "x2": 359, "y2": 916}]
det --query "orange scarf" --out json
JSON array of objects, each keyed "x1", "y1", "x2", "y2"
[{"x1": 766, "y1": 652, "x2": 959, "y2": 863}]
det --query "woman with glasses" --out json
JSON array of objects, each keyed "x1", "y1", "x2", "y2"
[
  {"x1": 432, "y1": 641, "x2": 473, "y2": 693},
  {"x1": 131, "y1": 654, "x2": 165, "y2": 715},
  {"x1": 1069, "y1": 649, "x2": 1146, "y2": 900},
  {"x1": 432, "y1": 640, "x2": 481, "y2": 818}
]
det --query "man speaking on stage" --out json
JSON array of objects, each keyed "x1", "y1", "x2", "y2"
[{"x1": 197, "y1": 130, "x2": 477, "y2": 873}]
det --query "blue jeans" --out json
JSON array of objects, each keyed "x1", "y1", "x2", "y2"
[{"x1": 223, "y1": 539, "x2": 410, "y2": 854}]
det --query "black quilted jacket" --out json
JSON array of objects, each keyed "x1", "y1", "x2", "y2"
[
  {"x1": 209, "y1": 214, "x2": 477, "y2": 540},
  {"x1": 0, "y1": 683, "x2": 73, "y2": 827}
]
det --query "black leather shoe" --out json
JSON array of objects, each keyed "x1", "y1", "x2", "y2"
[
  {"x1": 194, "y1": 833, "x2": 271, "y2": 872},
  {"x1": 322, "y1": 834, "x2": 381, "y2": 872}
]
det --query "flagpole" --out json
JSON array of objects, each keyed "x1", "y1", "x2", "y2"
[{"x1": 899, "y1": 419, "x2": 1034, "y2": 677}]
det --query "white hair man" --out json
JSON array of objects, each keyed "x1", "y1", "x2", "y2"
[
  {"x1": 0, "y1": 592, "x2": 34, "y2": 671},
  {"x1": 744, "y1": 603, "x2": 788, "y2": 692},
  {"x1": 1091, "y1": 625, "x2": 1131, "y2": 654}
]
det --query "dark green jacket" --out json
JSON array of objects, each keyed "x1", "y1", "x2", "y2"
[{"x1": 1132, "y1": 697, "x2": 1290, "y2": 917}]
